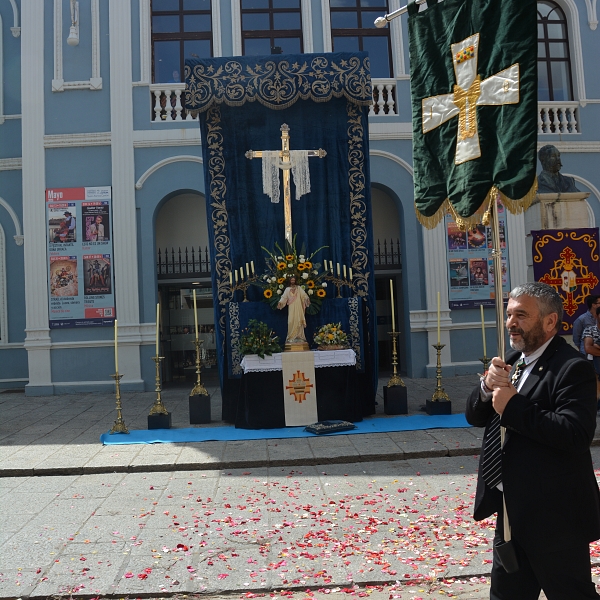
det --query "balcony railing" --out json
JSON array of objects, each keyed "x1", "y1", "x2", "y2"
[
  {"x1": 157, "y1": 239, "x2": 400, "y2": 279},
  {"x1": 538, "y1": 102, "x2": 580, "y2": 134},
  {"x1": 369, "y1": 79, "x2": 399, "y2": 116}
]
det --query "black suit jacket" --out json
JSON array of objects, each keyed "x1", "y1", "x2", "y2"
[{"x1": 466, "y1": 335, "x2": 600, "y2": 553}]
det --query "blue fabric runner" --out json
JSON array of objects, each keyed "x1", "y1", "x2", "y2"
[{"x1": 100, "y1": 413, "x2": 470, "y2": 445}]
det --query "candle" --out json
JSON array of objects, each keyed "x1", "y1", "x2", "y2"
[
  {"x1": 229, "y1": 271, "x2": 233, "y2": 285},
  {"x1": 343, "y1": 264, "x2": 347, "y2": 279},
  {"x1": 337, "y1": 263, "x2": 340, "y2": 276},
  {"x1": 234, "y1": 270, "x2": 238, "y2": 283},
  {"x1": 480, "y1": 304, "x2": 487, "y2": 357},
  {"x1": 193, "y1": 289, "x2": 199, "y2": 341},
  {"x1": 437, "y1": 292, "x2": 441, "y2": 345},
  {"x1": 246, "y1": 262, "x2": 250, "y2": 277},
  {"x1": 251, "y1": 260, "x2": 254, "y2": 274},
  {"x1": 114, "y1": 319, "x2": 119, "y2": 373},
  {"x1": 349, "y1": 267, "x2": 353, "y2": 280},
  {"x1": 323, "y1": 259, "x2": 328, "y2": 271},
  {"x1": 155, "y1": 303, "x2": 160, "y2": 356},
  {"x1": 239, "y1": 268, "x2": 244, "y2": 281},
  {"x1": 390, "y1": 279, "x2": 395, "y2": 331}
]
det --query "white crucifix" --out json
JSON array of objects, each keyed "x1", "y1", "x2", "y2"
[
  {"x1": 246, "y1": 124, "x2": 326, "y2": 245},
  {"x1": 421, "y1": 33, "x2": 520, "y2": 165}
]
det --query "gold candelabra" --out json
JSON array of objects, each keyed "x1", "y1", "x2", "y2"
[
  {"x1": 231, "y1": 274, "x2": 259, "y2": 301},
  {"x1": 431, "y1": 343, "x2": 450, "y2": 402},
  {"x1": 323, "y1": 273, "x2": 353, "y2": 298},
  {"x1": 190, "y1": 338, "x2": 209, "y2": 396},
  {"x1": 387, "y1": 330, "x2": 405, "y2": 387},
  {"x1": 149, "y1": 356, "x2": 169, "y2": 416},
  {"x1": 479, "y1": 356, "x2": 490, "y2": 373},
  {"x1": 109, "y1": 373, "x2": 129, "y2": 434}
]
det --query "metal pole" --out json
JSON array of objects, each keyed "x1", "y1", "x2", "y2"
[
  {"x1": 490, "y1": 193, "x2": 505, "y2": 359},
  {"x1": 375, "y1": 0, "x2": 427, "y2": 27}
]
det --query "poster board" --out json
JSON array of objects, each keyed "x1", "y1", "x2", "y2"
[{"x1": 46, "y1": 186, "x2": 116, "y2": 328}]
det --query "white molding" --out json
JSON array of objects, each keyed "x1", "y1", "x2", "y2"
[
  {"x1": 321, "y1": 0, "x2": 332, "y2": 53},
  {"x1": 212, "y1": 0, "x2": 223, "y2": 57},
  {"x1": 44, "y1": 132, "x2": 111, "y2": 147},
  {"x1": 133, "y1": 128, "x2": 201, "y2": 147},
  {"x1": 22, "y1": 2, "x2": 52, "y2": 388},
  {"x1": 0, "y1": 224, "x2": 7, "y2": 343},
  {"x1": 136, "y1": 155, "x2": 204, "y2": 189},
  {"x1": 505, "y1": 209, "x2": 528, "y2": 289},
  {"x1": 536, "y1": 140, "x2": 600, "y2": 152},
  {"x1": 109, "y1": 0, "x2": 142, "y2": 384},
  {"x1": 0, "y1": 15, "x2": 3, "y2": 125},
  {"x1": 369, "y1": 148, "x2": 414, "y2": 176},
  {"x1": 584, "y1": 0, "x2": 598, "y2": 29},
  {"x1": 0, "y1": 195, "x2": 23, "y2": 243},
  {"x1": 0, "y1": 158, "x2": 22, "y2": 171},
  {"x1": 231, "y1": 0, "x2": 242, "y2": 56},
  {"x1": 564, "y1": 173, "x2": 600, "y2": 227},
  {"x1": 53, "y1": 0, "x2": 102, "y2": 92},
  {"x1": 139, "y1": 0, "x2": 151, "y2": 83},
  {"x1": 388, "y1": 0, "x2": 405, "y2": 76},
  {"x1": 369, "y1": 122, "x2": 412, "y2": 140},
  {"x1": 9, "y1": 0, "x2": 20, "y2": 36},
  {"x1": 301, "y1": 0, "x2": 314, "y2": 53}
]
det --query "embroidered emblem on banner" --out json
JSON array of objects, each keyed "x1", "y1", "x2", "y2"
[
  {"x1": 532, "y1": 229, "x2": 600, "y2": 332},
  {"x1": 286, "y1": 370, "x2": 314, "y2": 403},
  {"x1": 421, "y1": 33, "x2": 520, "y2": 165}
]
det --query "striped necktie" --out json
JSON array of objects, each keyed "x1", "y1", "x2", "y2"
[{"x1": 480, "y1": 359, "x2": 526, "y2": 489}]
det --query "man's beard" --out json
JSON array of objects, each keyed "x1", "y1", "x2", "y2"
[{"x1": 508, "y1": 318, "x2": 547, "y2": 354}]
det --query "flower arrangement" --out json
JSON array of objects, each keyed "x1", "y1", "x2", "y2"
[
  {"x1": 259, "y1": 236, "x2": 328, "y2": 315},
  {"x1": 239, "y1": 319, "x2": 282, "y2": 358},
  {"x1": 313, "y1": 322, "x2": 349, "y2": 349}
]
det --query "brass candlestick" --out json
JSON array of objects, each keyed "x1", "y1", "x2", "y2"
[
  {"x1": 431, "y1": 343, "x2": 450, "y2": 402},
  {"x1": 149, "y1": 356, "x2": 169, "y2": 416},
  {"x1": 324, "y1": 273, "x2": 352, "y2": 298},
  {"x1": 387, "y1": 331, "x2": 405, "y2": 387},
  {"x1": 190, "y1": 338, "x2": 209, "y2": 396},
  {"x1": 109, "y1": 373, "x2": 129, "y2": 434},
  {"x1": 479, "y1": 356, "x2": 490, "y2": 372},
  {"x1": 232, "y1": 274, "x2": 259, "y2": 301}
]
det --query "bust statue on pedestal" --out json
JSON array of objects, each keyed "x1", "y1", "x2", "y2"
[{"x1": 537, "y1": 144, "x2": 580, "y2": 193}]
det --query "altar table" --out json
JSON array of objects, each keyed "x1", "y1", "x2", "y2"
[{"x1": 236, "y1": 350, "x2": 361, "y2": 429}]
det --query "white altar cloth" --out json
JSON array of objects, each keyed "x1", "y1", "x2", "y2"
[{"x1": 241, "y1": 349, "x2": 356, "y2": 373}]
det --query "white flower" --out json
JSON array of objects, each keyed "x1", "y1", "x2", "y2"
[
  {"x1": 302, "y1": 272, "x2": 308, "y2": 279},
  {"x1": 308, "y1": 289, "x2": 314, "y2": 295},
  {"x1": 263, "y1": 275, "x2": 268, "y2": 281},
  {"x1": 278, "y1": 284, "x2": 284, "y2": 289},
  {"x1": 301, "y1": 285, "x2": 306, "y2": 290},
  {"x1": 288, "y1": 263, "x2": 293, "y2": 268},
  {"x1": 322, "y1": 282, "x2": 327, "y2": 288},
  {"x1": 277, "y1": 289, "x2": 282, "y2": 295},
  {"x1": 299, "y1": 255, "x2": 305, "y2": 261},
  {"x1": 313, "y1": 270, "x2": 318, "y2": 275},
  {"x1": 277, "y1": 256, "x2": 283, "y2": 260},
  {"x1": 271, "y1": 277, "x2": 277, "y2": 283}
]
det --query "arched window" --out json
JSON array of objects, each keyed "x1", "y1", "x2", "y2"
[{"x1": 538, "y1": 1, "x2": 574, "y2": 101}]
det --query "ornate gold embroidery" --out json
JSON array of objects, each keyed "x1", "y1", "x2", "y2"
[
  {"x1": 228, "y1": 302, "x2": 243, "y2": 375},
  {"x1": 568, "y1": 231, "x2": 599, "y2": 261},
  {"x1": 348, "y1": 297, "x2": 362, "y2": 371},
  {"x1": 185, "y1": 56, "x2": 373, "y2": 115},
  {"x1": 453, "y1": 75, "x2": 481, "y2": 141}
]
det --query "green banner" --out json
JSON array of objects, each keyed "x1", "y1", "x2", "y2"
[{"x1": 408, "y1": 0, "x2": 537, "y2": 227}]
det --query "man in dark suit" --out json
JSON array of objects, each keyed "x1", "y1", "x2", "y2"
[{"x1": 467, "y1": 282, "x2": 600, "y2": 599}]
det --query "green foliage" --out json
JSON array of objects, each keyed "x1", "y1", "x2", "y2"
[
  {"x1": 239, "y1": 319, "x2": 282, "y2": 359},
  {"x1": 313, "y1": 322, "x2": 349, "y2": 347}
]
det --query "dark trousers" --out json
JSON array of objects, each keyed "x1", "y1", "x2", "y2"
[{"x1": 491, "y1": 506, "x2": 599, "y2": 600}]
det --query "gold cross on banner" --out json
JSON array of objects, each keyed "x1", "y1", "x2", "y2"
[
  {"x1": 421, "y1": 33, "x2": 520, "y2": 165},
  {"x1": 246, "y1": 124, "x2": 326, "y2": 244}
]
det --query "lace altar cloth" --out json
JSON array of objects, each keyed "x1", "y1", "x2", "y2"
[{"x1": 241, "y1": 349, "x2": 356, "y2": 373}]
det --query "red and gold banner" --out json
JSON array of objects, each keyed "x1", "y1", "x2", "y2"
[{"x1": 532, "y1": 228, "x2": 600, "y2": 333}]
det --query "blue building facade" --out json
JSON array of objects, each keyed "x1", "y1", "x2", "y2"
[{"x1": 0, "y1": 0, "x2": 598, "y2": 394}]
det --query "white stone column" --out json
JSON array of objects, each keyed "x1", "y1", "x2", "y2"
[
  {"x1": 109, "y1": 1, "x2": 142, "y2": 384},
  {"x1": 21, "y1": 1, "x2": 52, "y2": 393},
  {"x1": 421, "y1": 223, "x2": 452, "y2": 367}
]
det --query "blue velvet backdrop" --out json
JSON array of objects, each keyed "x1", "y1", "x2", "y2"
[{"x1": 185, "y1": 53, "x2": 377, "y2": 402}]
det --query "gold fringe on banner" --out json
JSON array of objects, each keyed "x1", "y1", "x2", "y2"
[{"x1": 415, "y1": 177, "x2": 538, "y2": 230}]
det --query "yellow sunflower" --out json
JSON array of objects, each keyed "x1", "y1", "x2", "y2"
[
  {"x1": 277, "y1": 277, "x2": 285, "y2": 284},
  {"x1": 264, "y1": 289, "x2": 273, "y2": 299},
  {"x1": 277, "y1": 262, "x2": 286, "y2": 270},
  {"x1": 307, "y1": 280, "x2": 315, "y2": 289},
  {"x1": 285, "y1": 254, "x2": 294, "y2": 261},
  {"x1": 304, "y1": 261, "x2": 313, "y2": 269},
  {"x1": 297, "y1": 264, "x2": 306, "y2": 271},
  {"x1": 317, "y1": 289, "x2": 326, "y2": 298}
]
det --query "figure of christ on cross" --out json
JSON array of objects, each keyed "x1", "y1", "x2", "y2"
[{"x1": 246, "y1": 124, "x2": 326, "y2": 245}]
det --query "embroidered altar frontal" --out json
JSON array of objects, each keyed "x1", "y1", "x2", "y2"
[{"x1": 185, "y1": 53, "x2": 377, "y2": 401}]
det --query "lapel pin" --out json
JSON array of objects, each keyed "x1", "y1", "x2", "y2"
[{"x1": 538, "y1": 366, "x2": 543, "y2": 371}]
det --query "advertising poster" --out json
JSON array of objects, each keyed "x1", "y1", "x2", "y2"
[
  {"x1": 445, "y1": 201, "x2": 511, "y2": 309},
  {"x1": 46, "y1": 187, "x2": 115, "y2": 328}
]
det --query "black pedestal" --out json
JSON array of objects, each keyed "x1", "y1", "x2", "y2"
[
  {"x1": 425, "y1": 399, "x2": 452, "y2": 415},
  {"x1": 383, "y1": 385, "x2": 408, "y2": 415},
  {"x1": 148, "y1": 412, "x2": 172, "y2": 429},
  {"x1": 189, "y1": 394, "x2": 211, "y2": 424}
]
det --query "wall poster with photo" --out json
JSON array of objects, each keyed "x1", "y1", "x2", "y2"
[
  {"x1": 445, "y1": 200, "x2": 511, "y2": 309},
  {"x1": 46, "y1": 187, "x2": 116, "y2": 328}
]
